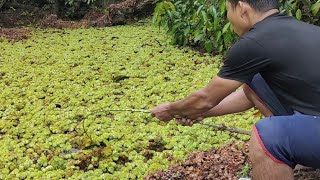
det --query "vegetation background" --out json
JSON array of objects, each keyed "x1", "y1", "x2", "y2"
[{"x1": 1, "y1": 0, "x2": 320, "y2": 179}]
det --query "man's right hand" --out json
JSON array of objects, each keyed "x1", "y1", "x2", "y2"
[{"x1": 151, "y1": 103, "x2": 174, "y2": 121}]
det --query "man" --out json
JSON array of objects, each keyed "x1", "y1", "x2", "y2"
[{"x1": 151, "y1": 0, "x2": 320, "y2": 179}]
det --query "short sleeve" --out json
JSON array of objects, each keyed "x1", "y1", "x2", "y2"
[{"x1": 218, "y1": 37, "x2": 271, "y2": 83}]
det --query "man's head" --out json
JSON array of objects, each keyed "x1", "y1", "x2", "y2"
[{"x1": 226, "y1": 0, "x2": 279, "y2": 36}]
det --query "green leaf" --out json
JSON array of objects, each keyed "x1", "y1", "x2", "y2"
[
  {"x1": 172, "y1": 22, "x2": 184, "y2": 32},
  {"x1": 213, "y1": 18, "x2": 219, "y2": 30},
  {"x1": 288, "y1": 10, "x2": 293, "y2": 17},
  {"x1": 196, "y1": 5, "x2": 204, "y2": 16},
  {"x1": 152, "y1": 2, "x2": 165, "y2": 24},
  {"x1": 194, "y1": 33, "x2": 204, "y2": 42},
  {"x1": 167, "y1": 10, "x2": 173, "y2": 18},
  {"x1": 164, "y1": 1, "x2": 176, "y2": 11},
  {"x1": 209, "y1": 5, "x2": 218, "y2": 18},
  {"x1": 215, "y1": 30, "x2": 222, "y2": 42},
  {"x1": 154, "y1": 2, "x2": 164, "y2": 15},
  {"x1": 201, "y1": 11, "x2": 208, "y2": 23},
  {"x1": 204, "y1": 41, "x2": 213, "y2": 53},
  {"x1": 184, "y1": 26, "x2": 191, "y2": 36},
  {"x1": 222, "y1": 22, "x2": 230, "y2": 34},
  {"x1": 295, "y1": 9, "x2": 302, "y2": 20},
  {"x1": 219, "y1": 0, "x2": 226, "y2": 15},
  {"x1": 311, "y1": 1, "x2": 320, "y2": 16}
]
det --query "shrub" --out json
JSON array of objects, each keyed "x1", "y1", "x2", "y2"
[{"x1": 153, "y1": 0, "x2": 320, "y2": 54}]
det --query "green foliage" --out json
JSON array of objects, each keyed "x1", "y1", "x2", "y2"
[
  {"x1": 0, "y1": 0, "x2": 5, "y2": 9},
  {"x1": 59, "y1": 0, "x2": 95, "y2": 19},
  {"x1": 0, "y1": 24, "x2": 257, "y2": 179},
  {"x1": 154, "y1": 0, "x2": 320, "y2": 53},
  {"x1": 153, "y1": 0, "x2": 235, "y2": 54},
  {"x1": 280, "y1": 0, "x2": 320, "y2": 25},
  {"x1": 237, "y1": 163, "x2": 252, "y2": 178}
]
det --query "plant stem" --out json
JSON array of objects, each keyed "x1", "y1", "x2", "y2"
[
  {"x1": 106, "y1": 109, "x2": 150, "y2": 113},
  {"x1": 200, "y1": 122, "x2": 251, "y2": 135}
]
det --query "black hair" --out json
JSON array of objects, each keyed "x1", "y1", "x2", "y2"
[{"x1": 227, "y1": 0, "x2": 279, "y2": 12}]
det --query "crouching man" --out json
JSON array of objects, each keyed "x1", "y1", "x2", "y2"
[{"x1": 151, "y1": 0, "x2": 320, "y2": 179}]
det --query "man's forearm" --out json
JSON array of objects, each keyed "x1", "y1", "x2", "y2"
[
  {"x1": 168, "y1": 90, "x2": 218, "y2": 117},
  {"x1": 158, "y1": 76, "x2": 243, "y2": 120},
  {"x1": 203, "y1": 88, "x2": 254, "y2": 118}
]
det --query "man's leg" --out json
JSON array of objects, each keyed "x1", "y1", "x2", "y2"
[
  {"x1": 251, "y1": 114, "x2": 320, "y2": 179},
  {"x1": 244, "y1": 73, "x2": 294, "y2": 117},
  {"x1": 244, "y1": 82, "x2": 295, "y2": 179},
  {"x1": 249, "y1": 129, "x2": 294, "y2": 180},
  {"x1": 243, "y1": 84, "x2": 273, "y2": 117},
  {"x1": 243, "y1": 74, "x2": 296, "y2": 179}
]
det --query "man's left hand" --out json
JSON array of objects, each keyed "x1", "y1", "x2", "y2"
[{"x1": 151, "y1": 103, "x2": 174, "y2": 121}]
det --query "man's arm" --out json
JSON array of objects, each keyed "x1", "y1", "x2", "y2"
[
  {"x1": 151, "y1": 76, "x2": 243, "y2": 121},
  {"x1": 175, "y1": 87, "x2": 255, "y2": 126},
  {"x1": 202, "y1": 87, "x2": 254, "y2": 117}
]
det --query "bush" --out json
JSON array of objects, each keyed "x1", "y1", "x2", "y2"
[
  {"x1": 60, "y1": 0, "x2": 94, "y2": 19},
  {"x1": 0, "y1": 0, "x2": 5, "y2": 9},
  {"x1": 153, "y1": 0, "x2": 320, "y2": 54},
  {"x1": 153, "y1": 0, "x2": 234, "y2": 54},
  {"x1": 280, "y1": 0, "x2": 320, "y2": 25}
]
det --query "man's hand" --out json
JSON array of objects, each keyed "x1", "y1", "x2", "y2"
[
  {"x1": 151, "y1": 103, "x2": 206, "y2": 123},
  {"x1": 151, "y1": 103, "x2": 174, "y2": 121}
]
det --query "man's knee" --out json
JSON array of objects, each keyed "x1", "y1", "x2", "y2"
[
  {"x1": 250, "y1": 124, "x2": 294, "y2": 180},
  {"x1": 249, "y1": 128, "x2": 268, "y2": 164}
]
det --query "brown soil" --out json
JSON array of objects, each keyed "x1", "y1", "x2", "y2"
[
  {"x1": 0, "y1": 28, "x2": 31, "y2": 41},
  {"x1": 295, "y1": 168, "x2": 320, "y2": 180},
  {"x1": 38, "y1": 14, "x2": 89, "y2": 29},
  {"x1": 0, "y1": 7, "x2": 109, "y2": 41},
  {"x1": 0, "y1": 8, "x2": 109, "y2": 29},
  {"x1": 145, "y1": 142, "x2": 320, "y2": 180},
  {"x1": 0, "y1": 7, "x2": 42, "y2": 41},
  {"x1": 145, "y1": 142, "x2": 250, "y2": 180},
  {"x1": 0, "y1": 0, "x2": 153, "y2": 42},
  {"x1": 0, "y1": 7, "x2": 47, "y2": 28}
]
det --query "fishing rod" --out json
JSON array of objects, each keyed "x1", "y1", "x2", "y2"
[{"x1": 82, "y1": 108, "x2": 251, "y2": 138}]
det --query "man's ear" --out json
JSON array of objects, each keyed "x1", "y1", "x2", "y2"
[{"x1": 238, "y1": 1, "x2": 250, "y2": 18}]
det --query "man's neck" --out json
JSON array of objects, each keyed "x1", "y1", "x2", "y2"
[{"x1": 250, "y1": 9, "x2": 280, "y2": 27}]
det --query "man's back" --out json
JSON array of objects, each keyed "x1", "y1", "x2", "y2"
[{"x1": 219, "y1": 13, "x2": 320, "y2": 116}]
